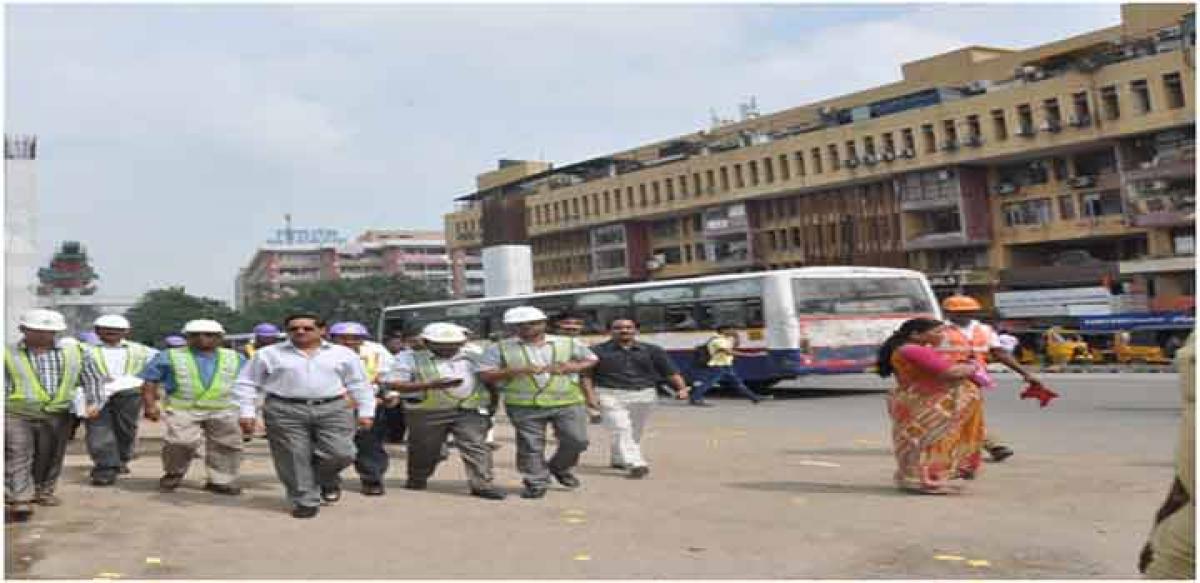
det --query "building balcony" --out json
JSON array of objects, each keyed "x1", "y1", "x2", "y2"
[
  {"x1": 901, "y1": 195, "x2": 959, "y2": 212},
  {"x1": 999, "y1": 262, "x2": 1118, "y2": 288},
  {"x1": 1123, "y1": 151, "x2": 1196, "y2": 182},
  {"x1": 904, "y1": 232, "x2": 989, "y2": 251},
  {"x1": 1119, "y1": 255, "x2": 1196, "y2": 275}
]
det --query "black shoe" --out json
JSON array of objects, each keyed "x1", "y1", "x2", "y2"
[
  {"x1": 520, "y1": 485, "x2": 547, "y2": 499},
  {"x1": 471, "y1": 488, "x2": 507, "y2": 500},
  {"x1": 987, "y1": 445, "x2": 1014, "y2": 462},
  {"x1": 361, "y1": 482, "x2": 385, "y2": 496},
  {"x1": 689, "y1": 401, "x2": 715, "y2": 407},
  {"x1": 158, "y1": 473, "x2": 184, "y2": 493},
  {"x1": 629, "y1": 466, "x2": 650, "y2": 479},
  {"x1": 404, "y1": 479, "x2": 427, "y2": 491},
  {"x1": 203, "y1": 482, "x2": 242, "y2": 496},
  {"x1": 8, "y1": 504, "x2": 33, "y2": 523},
  {"x1": 91, "y1": 475, "x2": 116, "y2": 487},
  {"x1": 291, "y1": 505, "x2": 319, "y2": 519},
  {"x1": 119, "y1": 465, "x2": 131, "y2": 475},
  {"x1": 610, "y1": 463, "x2": 630, "y2": 470},
  {"x1": 320, "y1": 485, "x2": 342, "y2": 504},
  {"x1": 551, "y1": 470, "x2": 581, "y2": 489}
]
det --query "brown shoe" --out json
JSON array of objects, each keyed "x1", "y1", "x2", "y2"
[
  {"x1": 33, "y1": 493, "x2": 62, "y2": 506},
  {"x1": 159, "y1": 473, "x2": 184, "y2": 492}
]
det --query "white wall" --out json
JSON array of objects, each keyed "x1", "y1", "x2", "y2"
[{"x1": 482, "y1": 245, "x2": 533, "y2": 298}]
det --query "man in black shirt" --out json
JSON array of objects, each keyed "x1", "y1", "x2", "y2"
[{"x1": 589, "y1": 318, "x2": 689, "y2": 479}]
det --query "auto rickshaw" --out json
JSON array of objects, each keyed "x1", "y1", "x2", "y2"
[{"x1": 1043, "y1": 326, "x2": 1096, "y2": 365}]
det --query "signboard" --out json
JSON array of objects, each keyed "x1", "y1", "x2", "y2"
[
  {"x1": 1079, "y1": 313, "x2": 1196, "y2": 331},
  {"x1": 267, "y1": 229, "x2": 346, "y2": 246},
  {"x1": 994, "y1": 286, "x2": 1113, "y2": 318}
]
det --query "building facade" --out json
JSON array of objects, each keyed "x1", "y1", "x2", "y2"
[
  {"x1": 446, "y1": 4, "x2": 1195, "y2": 322},
  {"x1": 236, "y1": 229, "x2": 483, "y2": 309},
  {"x1": 5, "y1": 135, "x2": 39, "y2": 336}
]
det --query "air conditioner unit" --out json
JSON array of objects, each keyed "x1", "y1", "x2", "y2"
[
  {"x1": 900, "y1": 148, "x2": 916, "y2": 159},
  {"x1": 863, "y1": 154, "x2": 878, "y2": 165},
  {"x1": 993, "y1": 182, "x2": 1017, "y2": 195},
  {"x1": 881, "y1": 151, "x2": 896, "y2": 162},
  {"x1": 1039, "y1": 120, "x2": 1062, "y2": 133},
  {"x1": 965, "y1": 135, "x2": 983, "y2": 147},
  {"x1": 845, "y1": 158, "x2": 860, "y2": 168},
  {"x1": 1068, "y1": 175, "x2": 1096, "y2": 188}
]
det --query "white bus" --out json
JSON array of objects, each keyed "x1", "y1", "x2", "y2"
[{"x1": 379, "y1": 267, "x2": 940, "y2": 390}]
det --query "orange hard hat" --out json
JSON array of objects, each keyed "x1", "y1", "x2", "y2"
[{"x1": 941, "y1": 294, "x2": 983, "y2": 312}]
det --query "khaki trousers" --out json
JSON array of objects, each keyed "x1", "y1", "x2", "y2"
[{"x1": 162, "y1": 408, "x2": 244, "y2": 486}]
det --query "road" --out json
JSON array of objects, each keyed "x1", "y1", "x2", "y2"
[{"x1": 6, "y1": 373, "x2": 1185, "y2": 579}]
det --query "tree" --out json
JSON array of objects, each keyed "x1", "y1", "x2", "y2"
[
  {"x1": 125, "y1": 287, "x2": 240, "y2": 346},
  {"x1": 237, "y1": 275, "x2": 446, "y2": 336}
]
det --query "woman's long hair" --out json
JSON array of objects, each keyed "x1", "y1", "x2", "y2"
[{"x1": 876, "y1": 318, "x2": 944, "y2": 378}]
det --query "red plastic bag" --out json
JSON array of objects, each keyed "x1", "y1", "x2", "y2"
[{"x1": 1020, "y1": 381, "x2": 1059, "y2": 408}]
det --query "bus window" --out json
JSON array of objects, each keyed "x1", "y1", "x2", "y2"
[
  {"x1": 574, "y1": 291, "x2": 632, "y2": 333},
  {"x1": 792, "y1": 277, "x2": 933, "y2": 315},
  {"x1": 444, "y1": 304, "x2": 486, "y2": 337},
  {"x1": 698, "y1": 279, "x2": 763, "y2": 300},
  {"x1": 699, "y1": 299, "x2": 763, "y2": 328},
  {"x1": 633, "y1": 286, "x2": 699, "y2": 332},
  {"x1": 529, "y1": 296, "x2": 576, "y2": 323}
]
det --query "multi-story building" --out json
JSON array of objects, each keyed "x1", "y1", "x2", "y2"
[
  {"x1": 236, "y1": 229, "x2": 483, "y2": 309},
  {"x1": 446, "y1": 4, "x2": 1194, "y2": 322}
]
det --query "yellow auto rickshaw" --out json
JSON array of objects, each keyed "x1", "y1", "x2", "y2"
[{"x1": 1043, "y1": 326, "x2": 1096, "y2": 365}]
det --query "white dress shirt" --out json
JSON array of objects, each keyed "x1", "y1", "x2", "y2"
[{"x1": 233, "y1": 340, "x2": 373, "y2": 418}]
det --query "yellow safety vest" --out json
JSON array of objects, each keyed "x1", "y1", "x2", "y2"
[
  {"x1": 407, "y1": 350, "x2": 485, "y2": 411},
  {"x1": 5, "y1": 344, "x2": 84, "y2": 416},
  {"x1": 164, "y1": 348, "x2": 240, "y2": 411},
  {"x1": 88, "y1": 342, "x2": 153, "y2": 377},
  {"x1": 497, "y1": 336, "x2": 583, "y2": 408}
]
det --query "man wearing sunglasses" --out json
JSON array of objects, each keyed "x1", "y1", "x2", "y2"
[
  {"x1": 233, "y1": 314, "x2": 374, "y2": 519},
  {"x1": 140, "y1": 319, "x2": 246, "y2": 496}
]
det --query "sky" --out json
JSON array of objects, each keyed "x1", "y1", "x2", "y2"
[{"x1": 5, "y1": 2, "x2": 1124, "y2": 303}]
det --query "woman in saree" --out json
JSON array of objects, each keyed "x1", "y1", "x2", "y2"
[{"x1": 877, "y1": 318, "x2": 987, "y2": 494}]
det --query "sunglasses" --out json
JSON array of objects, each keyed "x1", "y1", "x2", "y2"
[{"x1": 288, "y1": 326, "x2": 318, "y2": 332}]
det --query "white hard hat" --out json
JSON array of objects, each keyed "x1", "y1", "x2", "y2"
[
  {"x1": 182, "y1": 319, "x2": 226, "y2": 334},
  {"x1": 503, "y1": 306, "x2": 548, "y2": 325},
  {"x1": 421, "y1": 322, "x2": 468, "y2": 344},
  {"x1": 93, "y1": 314, "x2": 131, "y2": 329},
  {"x1": 19, "y1": 309, "x2": 68, "y2": 332}
]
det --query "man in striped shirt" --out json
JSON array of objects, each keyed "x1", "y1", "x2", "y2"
[{"x1": 5, "y1": 309, "x2": 105, "y2": 522}]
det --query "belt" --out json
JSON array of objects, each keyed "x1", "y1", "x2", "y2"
[{"x1": 266, "y1": 394, "x2": 344, "y2": 406}]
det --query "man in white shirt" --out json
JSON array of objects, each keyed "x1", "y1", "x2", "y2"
[{"x1": 85, "y1": 315, "x2": 157, "y2": 486}]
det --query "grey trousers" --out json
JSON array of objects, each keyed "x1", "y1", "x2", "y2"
[
  {"x1": 262, "y1": 397, "x2": 357, "y2": 508},
  {"x1": 405, "y1": 408, "x2": 495, "y2": 492},
  {"x1": 161, "y1": 408, "x2": 244, "y2": 486},
  {"x1": 506, "y1": 404, "x2": 589, "y2": 488},
  {"x1": 5, "y1": 412, "x2": 73, "y2": 504},
  {"x1": 87, "y1": 390, "x2": 142, "y2": 479}
]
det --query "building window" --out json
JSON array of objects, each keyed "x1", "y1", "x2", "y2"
[
  {"x1": 677, "y1": 175, "x2": 688, "y2": 198},
  {"x1": 1163, "y1": 72, "x2": 1185, "y2": 109},
  {"x1": 1101, "y1": 85, "x2": 1120, "y2": 120},
  {"x1": 604, "y1": 191, "x2": 612, "y2": 214},
  {"x1": 1003, "y1": 199, "x2": 1053, "y2": 226},
  {"x1": 863, "y1": 136, "x2": 876, "y2": 157},
  {"x1": 965, "y1": 115, "x2": 982, "y2": 142},
  {"x1": 1071, "y1": 92, "x2": 1091, "y2": 124},
  {"x1": 706, "y1": 170, "x2": 716, "y2": 194},
  {"x1": 882, "y1": 132, "x2": 895, "y2": 154},
  {"x1": 811, "y1": 148, "x2": 823, "y2": 174},
  {"x1": 582, "y1": 196, "x2": 590, "y2": 216},
  {"x1": 921, "y1": 124, "x2": 936, "y2": 153},
  {"x1": 692, "y1": 173, "x2": 702, "y2": 196},
  {"x1": 793, "y1": 152, "x2": 805, "y2": 176},
  {"x1": 1058, "y1": 194, "x2": 1076, "y2": 220},
  {"x1": 845, "y1": 140, "x2": 858, "y2": 162},
  {"x1": 791, "y1": 227, "x2": 803, "y2": 248},
  {"x1": 734, "y1": 164, "x2": 745, "y2": 188},
  {"x1": 748, "y1": 160, "x2": 759, "y2": 186},
  {"x1": 901, "y1": 128, "x2": 916, "y2": 153},
  {"x1": 1016, "y1": 104, "x2": 1034, "y2": 135},
  {"x1": 942, "y1": 119, "x2": 958, "y2": 148},
  {"x1": 595, "y1": 249, "x2": 626, "y2": 270},
  {"x1": 626, "y1": 187, "x2": 634, "y2": 209},
  {"x1": 639, "y1": 185, "x2": 648, "y2": 207},
  {"x1": 651, "y1": 182, "x2": 661, "y2": 205},
  {"x1": 1173, "y1": 228, "x2": 1194, "y2": 255},
  {"x1": 828, "y1": 144, "x2": 841, "y2": 170},
  {"x1": 778, "y1": 154, "x2": 791, "y2": 180},
  {"x1": 762, "y1": 157, "x2": 774, "y2": 183},
  {"x1": 1081, "y1": 190, "x2": 1124, "y2": 217},
  {"x1": 1131, "y1": 79, "x2": 1152, "y2": 114},
  {"x1": 1043, "y1": 98, "x2": 1062, "y2": 128},
  {"x1": 665, "y1": 178, "x2": 674, "y2": 201}
]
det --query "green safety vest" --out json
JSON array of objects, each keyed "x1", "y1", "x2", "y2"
[
  {"x1": 89, "y1": 342, "x2": 153, "y2": 378},
  {"x1": 165, "y1": 347, "x2": 240, "y2": 411},
  {"x1": 5, "y1": 344, "x2": 85, "y2": 416},
  {"x1": 498, "y1": 336, "x2": 583, "y2": 408},
  {"x1": 408, "y1": 350, "x2": 485, "y2": 411}
]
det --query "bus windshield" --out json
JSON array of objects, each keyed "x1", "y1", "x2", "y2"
[{"x1": 792, "y1": 277, "x2": 933, "y2": 315}]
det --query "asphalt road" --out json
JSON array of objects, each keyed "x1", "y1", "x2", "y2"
[{"x1": 5, "y1": 373, "x2": 1185, "y2": 579}]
